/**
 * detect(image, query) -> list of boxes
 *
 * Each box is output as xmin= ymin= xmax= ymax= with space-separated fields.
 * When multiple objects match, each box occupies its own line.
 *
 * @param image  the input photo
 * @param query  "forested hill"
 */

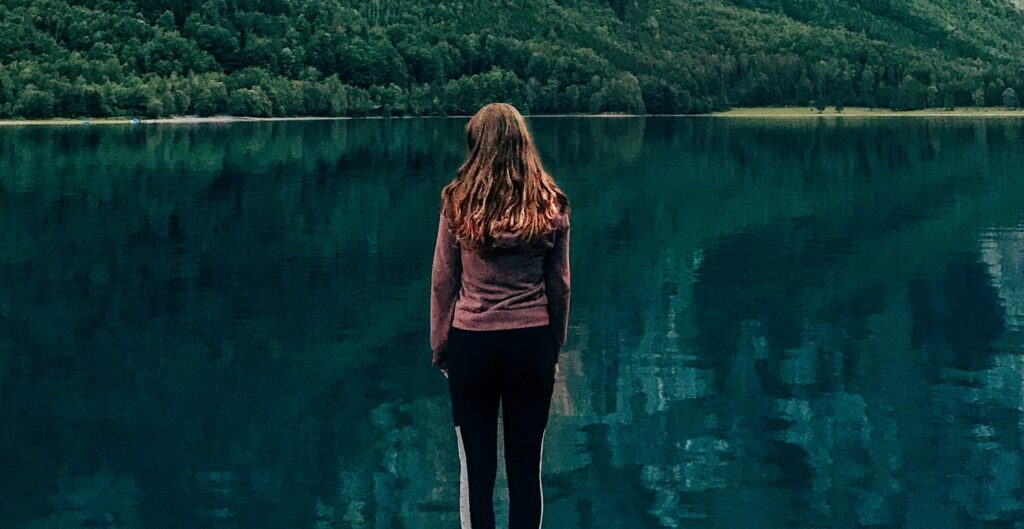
xmin=2 ymin=0 xmax=1024 ymax=119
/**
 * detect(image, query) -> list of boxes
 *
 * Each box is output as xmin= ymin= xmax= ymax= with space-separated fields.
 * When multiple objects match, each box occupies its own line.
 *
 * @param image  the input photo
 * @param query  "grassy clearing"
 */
xmin=712 ymin=107 xmax=1024 ymax=118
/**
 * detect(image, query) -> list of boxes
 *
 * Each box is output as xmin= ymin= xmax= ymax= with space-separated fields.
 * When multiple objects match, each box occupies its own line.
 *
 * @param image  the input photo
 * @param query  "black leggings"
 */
xmin=446 ymin=324 xmax=557 ymax=529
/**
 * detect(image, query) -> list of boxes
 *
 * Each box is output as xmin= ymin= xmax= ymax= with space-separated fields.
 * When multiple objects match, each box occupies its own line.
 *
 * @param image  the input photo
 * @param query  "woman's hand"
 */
xmin=555 ymin=363 xmax=560 ymax=377
xmin=434 ymin=352 xmax=449 ymax=378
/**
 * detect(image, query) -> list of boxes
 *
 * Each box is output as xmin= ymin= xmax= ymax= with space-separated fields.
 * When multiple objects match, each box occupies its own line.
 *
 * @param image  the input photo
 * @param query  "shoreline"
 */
xmin=710 ymin=106 xmax=1024 ymax=118
xmin=2 ymin=107 xmax=1024 ymax=126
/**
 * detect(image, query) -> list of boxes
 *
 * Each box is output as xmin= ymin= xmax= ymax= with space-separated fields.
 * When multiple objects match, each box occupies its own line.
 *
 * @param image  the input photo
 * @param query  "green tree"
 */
xmin=156 ymin=10 xmax=176 ymax=31
xmin=942 ymin=92 xmax=955 ymax=110
xmin=264 ymin=78 xmax=306 ymax=116
xmin=192 ymin=77 xmax=228 ymax=116
xmin=142 ymin=30 xmax=217 ymax=76
xmin=591 ymin=73 xmax=645 ymax=114
xmin=15 ymin=85 xmax=56 ymax=118
xmin=319 ymin=76 xmax=350 ymax=116
xmin=796 ymin=75 xmax=814 ymax=105
xmin=972 ymin=88 xmax=986 ymax=107
xmin=228 ymin=86 xmax=273 ymax=117
xmin=0 ymin=67 xmax=16 ymax=115
xmin=1003 ymin=87 xmax=1019 ymax=108
xmin=69 ymin=83 xmax=106 ymax=117
xmin=640 ymin=76 xmax=677 ymax=114
xmin=406 ymin=83 xmax=439 ymax=115
xmin=675 ymin=89 xmax=693 ymax=113
xmin=561 ymin=85 xmax=582 ymax=111
xmin=858 ymin=67 xmax=876 ymax=107
xmin=182 ymin=12 xmax=240 ymax=64
xmin=442 ymin=68 xmax=525 ymax=115
xmin=926 ymin=85 xmax=940 ymax=108
xmin=345 ymin=85 xmax=374 ymax=116
xmin=896 ymin=75 xmax=926 ymax=110
xmin=145 ymin=94 xmax=165 ymax=117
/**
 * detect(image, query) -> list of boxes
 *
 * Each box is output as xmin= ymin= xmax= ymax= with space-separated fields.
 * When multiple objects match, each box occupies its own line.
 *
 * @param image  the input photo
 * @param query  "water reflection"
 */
xmin=2 ymin=117 xmax=1024 ymax=528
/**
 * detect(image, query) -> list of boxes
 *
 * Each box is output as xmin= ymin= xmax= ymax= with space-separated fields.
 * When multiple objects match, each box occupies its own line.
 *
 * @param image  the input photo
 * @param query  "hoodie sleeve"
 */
xmin=544 ymin=213 xmax=571 ymax=363
xmin=430 ymin=212 xmax=462 ymax=369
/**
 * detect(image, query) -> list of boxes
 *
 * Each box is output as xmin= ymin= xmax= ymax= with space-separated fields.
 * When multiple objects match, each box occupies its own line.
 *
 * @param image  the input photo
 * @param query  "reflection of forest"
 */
xmin=1 ymin=118 xmax=1023 ymax=528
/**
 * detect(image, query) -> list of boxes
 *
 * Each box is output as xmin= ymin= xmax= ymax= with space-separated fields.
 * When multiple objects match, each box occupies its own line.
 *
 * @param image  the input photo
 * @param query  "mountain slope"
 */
xmin=0 ymin=0 xmax=1022 ymax=118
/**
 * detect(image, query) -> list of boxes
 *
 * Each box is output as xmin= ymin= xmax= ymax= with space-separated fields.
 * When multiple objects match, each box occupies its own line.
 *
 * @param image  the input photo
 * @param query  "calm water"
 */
xmin=2 ymin=117 xmax=1024 ymax=529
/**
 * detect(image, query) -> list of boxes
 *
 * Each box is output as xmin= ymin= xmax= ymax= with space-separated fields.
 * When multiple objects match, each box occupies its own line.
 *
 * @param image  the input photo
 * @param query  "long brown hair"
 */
xmin=441 ymin=102 xmax=569 ymax=249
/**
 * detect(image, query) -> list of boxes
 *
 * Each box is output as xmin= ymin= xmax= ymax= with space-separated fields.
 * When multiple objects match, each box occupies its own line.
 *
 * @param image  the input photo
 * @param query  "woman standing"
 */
xmin=430 ymin=102 xmax=571 ymax=529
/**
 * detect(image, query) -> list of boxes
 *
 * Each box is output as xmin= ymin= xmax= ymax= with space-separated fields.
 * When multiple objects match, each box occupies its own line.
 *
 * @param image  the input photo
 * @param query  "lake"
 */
xmin=2 ymin=116 xmax=1023 ymax=529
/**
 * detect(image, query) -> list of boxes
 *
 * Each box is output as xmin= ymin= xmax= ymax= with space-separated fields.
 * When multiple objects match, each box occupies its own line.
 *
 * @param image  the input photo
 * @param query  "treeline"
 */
xmin=1 ymin=0 xmax=1024 ymax=118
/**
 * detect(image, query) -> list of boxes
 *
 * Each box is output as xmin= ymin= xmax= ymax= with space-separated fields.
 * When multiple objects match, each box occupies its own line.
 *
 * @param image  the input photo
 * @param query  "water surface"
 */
xmin=2 ymin=117 xmax=1024 ymax=528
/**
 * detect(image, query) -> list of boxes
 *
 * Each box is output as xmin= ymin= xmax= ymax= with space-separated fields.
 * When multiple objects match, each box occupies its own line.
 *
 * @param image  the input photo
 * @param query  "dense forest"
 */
xmin=1 ymin=0 xmax=1024 ymax=118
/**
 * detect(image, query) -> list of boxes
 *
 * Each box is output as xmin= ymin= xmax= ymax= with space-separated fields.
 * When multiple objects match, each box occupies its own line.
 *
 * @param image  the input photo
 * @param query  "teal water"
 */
xmin=2 ymin=117 xmax=1024 ymax=529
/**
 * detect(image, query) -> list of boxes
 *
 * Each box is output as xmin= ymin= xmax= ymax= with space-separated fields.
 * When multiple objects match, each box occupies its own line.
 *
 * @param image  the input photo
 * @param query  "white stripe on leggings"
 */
xmin=538 ymin=427 xmax=546 ymax=529
xmin=456 ymin=426 xmax=472 ymax=529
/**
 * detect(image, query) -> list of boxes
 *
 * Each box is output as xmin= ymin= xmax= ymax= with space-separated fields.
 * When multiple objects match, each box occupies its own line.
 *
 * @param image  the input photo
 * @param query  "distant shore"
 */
xmin=711 ymin=106 xmax=1024 ymax=118
xmin=0 ymin=114 xmax=642 ymax=126
xmin=0 ymin=116 xmax=361 ymax=126
xmin=2 ymin=107 xmax=1024 ymax=126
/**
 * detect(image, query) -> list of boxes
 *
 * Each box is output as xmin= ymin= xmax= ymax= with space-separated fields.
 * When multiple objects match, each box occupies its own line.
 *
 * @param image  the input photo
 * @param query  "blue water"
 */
xmin=2 ymin=117 xmax=1024 ymax=528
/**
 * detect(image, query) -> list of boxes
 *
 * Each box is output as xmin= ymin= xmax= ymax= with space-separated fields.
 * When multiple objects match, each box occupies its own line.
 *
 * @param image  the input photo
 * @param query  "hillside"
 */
xmin=1 ymin=0 xmax=1023 ymax=118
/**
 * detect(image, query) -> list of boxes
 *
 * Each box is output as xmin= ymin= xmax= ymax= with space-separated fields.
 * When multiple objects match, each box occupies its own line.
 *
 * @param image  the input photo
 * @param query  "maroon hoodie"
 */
xmin=430 ymin=209 xmax=570 ymax=369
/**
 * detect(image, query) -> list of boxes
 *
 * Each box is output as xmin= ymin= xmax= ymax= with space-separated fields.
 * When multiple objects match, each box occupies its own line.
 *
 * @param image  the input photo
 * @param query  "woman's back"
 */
xmin=430 ymin=208 xmax=570 ymax=367
xmin=450 ymin=209 xmax=568 ymax=329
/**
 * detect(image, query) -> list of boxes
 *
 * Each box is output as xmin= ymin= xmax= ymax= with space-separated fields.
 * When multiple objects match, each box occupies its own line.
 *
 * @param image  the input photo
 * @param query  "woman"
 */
xmin=430 ymin=102 xmax=571 ymax=529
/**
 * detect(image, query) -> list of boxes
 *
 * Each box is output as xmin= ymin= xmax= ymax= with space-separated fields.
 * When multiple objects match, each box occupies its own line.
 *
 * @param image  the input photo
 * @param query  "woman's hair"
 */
xmin=441 ymin=102 xmax=569 ymax=249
